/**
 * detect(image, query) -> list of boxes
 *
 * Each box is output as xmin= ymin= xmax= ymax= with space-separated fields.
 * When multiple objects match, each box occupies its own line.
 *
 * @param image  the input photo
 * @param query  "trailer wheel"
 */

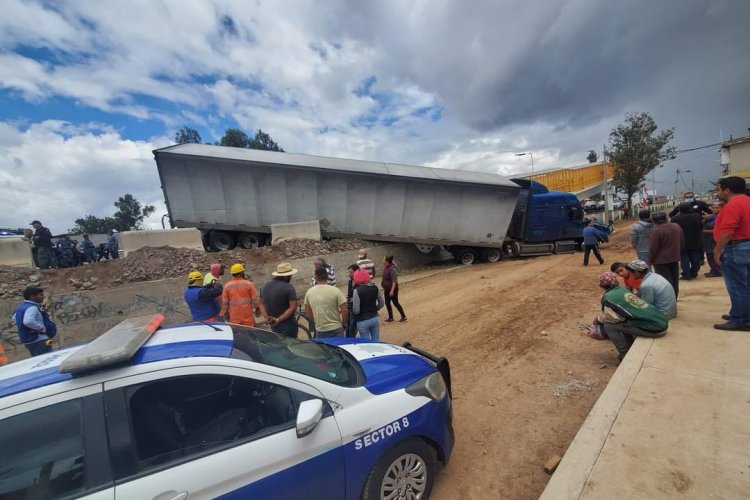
xmin=208 ymin=231 xmax=236 ymax=251
xmin=238 ymin=232 xmax=265 ymax=249
xmin=480 ymin=248 xmax=502 ymax=263
xmin=456 ymin=248 xmax=477 ymax=265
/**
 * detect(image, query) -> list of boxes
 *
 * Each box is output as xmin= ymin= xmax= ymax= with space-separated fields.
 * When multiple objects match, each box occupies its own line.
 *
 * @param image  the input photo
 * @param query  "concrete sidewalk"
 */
xmin=540 ymin=277 xmax=750 ymax=499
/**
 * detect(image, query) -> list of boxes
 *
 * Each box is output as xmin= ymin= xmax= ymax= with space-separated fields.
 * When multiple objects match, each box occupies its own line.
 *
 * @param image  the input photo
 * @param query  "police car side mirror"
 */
xmin=296 ymin=399 xmax=324 ymax=438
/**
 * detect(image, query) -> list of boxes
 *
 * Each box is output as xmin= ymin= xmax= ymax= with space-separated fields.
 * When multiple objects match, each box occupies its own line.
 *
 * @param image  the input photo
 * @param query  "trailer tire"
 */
xmin=480 ymin=248 xmax=502 ymax=263
xmin=208 ymin=231 xmax=236 ymax=251
xmin=455 ymin=248 xmax=477 ymax=265
xmin=238 ymin=232 xmax=265 ymax=249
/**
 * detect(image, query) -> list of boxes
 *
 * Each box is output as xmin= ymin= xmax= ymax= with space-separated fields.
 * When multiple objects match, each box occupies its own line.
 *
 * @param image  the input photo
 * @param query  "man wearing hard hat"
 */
xmin=220 ymin=263 xmax=266 ymax=326
xmin=183 ymin=270 xmax=223 ymax=322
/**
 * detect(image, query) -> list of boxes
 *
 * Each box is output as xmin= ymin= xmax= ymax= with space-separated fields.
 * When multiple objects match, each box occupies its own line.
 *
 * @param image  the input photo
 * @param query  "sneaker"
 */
xmin=704 ymin=272 xmax=722 ymax=277
xmin=399 ymin=317 xmax=408 ymax=323
xmin=384 ymin=318 xmax=394 ymax=323
xmin=713 ymin=322 xmax=750 ymax=331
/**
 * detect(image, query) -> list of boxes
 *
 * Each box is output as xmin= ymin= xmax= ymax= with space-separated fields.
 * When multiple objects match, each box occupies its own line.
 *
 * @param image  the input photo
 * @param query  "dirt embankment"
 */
xmin=0 ymin=238 xmax=374 ymax=298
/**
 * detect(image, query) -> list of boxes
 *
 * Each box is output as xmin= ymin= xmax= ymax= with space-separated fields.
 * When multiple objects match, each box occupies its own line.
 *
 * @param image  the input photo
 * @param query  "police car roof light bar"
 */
xmin=59 ymin=313 xmax=165 ymax=374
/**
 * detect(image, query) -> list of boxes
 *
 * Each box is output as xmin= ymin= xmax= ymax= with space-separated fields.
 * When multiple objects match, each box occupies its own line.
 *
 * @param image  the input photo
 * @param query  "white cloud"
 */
xmin=0 ymin=120 xmax=169 ymax=233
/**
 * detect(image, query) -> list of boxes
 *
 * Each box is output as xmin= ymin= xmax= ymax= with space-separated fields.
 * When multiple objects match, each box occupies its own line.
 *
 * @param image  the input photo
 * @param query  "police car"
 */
xmin=0 ymin=314 xmax=453 ymax=499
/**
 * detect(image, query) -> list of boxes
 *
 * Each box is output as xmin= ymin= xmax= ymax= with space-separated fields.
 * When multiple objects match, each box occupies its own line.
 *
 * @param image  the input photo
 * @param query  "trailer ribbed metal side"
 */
xmin=153 ymin=144 xmax=521 ymax=249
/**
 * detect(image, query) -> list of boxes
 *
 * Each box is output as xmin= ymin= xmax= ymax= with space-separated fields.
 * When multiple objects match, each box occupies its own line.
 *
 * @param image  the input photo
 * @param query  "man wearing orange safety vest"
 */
xmin=220 ymin=263 xmax=268 ymax=326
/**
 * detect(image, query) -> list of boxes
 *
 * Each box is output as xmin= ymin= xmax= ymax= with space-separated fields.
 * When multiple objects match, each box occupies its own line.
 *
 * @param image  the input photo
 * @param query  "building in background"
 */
xmin=720 ymin=132 xmax=750 ymax=179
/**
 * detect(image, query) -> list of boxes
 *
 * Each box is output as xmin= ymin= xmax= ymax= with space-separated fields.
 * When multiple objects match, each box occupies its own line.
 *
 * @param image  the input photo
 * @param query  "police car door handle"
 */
xmin=352 ymin=428 xmax=371 ymax=437
xmin=153 ymin=491 xmax=188 ymax=500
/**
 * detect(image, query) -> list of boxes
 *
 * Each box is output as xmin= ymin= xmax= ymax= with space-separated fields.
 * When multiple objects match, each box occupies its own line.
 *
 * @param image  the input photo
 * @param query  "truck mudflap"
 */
xmin=401 ymin=342 xmax=452 ymax=398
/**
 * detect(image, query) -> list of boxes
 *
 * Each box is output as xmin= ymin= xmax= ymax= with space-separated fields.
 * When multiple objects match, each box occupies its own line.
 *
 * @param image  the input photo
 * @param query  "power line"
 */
xmin=673 ymin=141 xmax=722 ymax=154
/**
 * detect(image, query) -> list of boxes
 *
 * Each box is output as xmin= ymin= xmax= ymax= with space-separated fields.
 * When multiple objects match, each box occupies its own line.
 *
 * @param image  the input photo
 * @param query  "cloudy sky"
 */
xmin=1 ymin=0 xmax=748 ymax=232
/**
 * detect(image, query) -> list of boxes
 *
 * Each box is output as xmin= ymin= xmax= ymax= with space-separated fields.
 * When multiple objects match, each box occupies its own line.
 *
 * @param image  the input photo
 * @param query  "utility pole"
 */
xmin=602 ymin=144 xmax=610 ymax=223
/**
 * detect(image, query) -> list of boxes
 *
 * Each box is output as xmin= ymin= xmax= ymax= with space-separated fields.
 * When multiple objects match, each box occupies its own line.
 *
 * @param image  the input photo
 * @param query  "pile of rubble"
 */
xmin=0 ymin=238 xmax=376 ymax=298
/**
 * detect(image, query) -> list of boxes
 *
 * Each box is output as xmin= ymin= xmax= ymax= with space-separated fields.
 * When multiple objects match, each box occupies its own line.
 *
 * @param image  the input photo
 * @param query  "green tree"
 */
xmin=249 ymin=129 xmax=284 ymax=152
xmin=113 ymin=194 xmax=156 ymax=230
xmin=175 ymin=126 xmax=202 ymax=144
xmin=69 ymin=215 xmax=118 ymax=234
xmin=220 ymin=128 xmax=251 ymax=148
xmin=607 ymin=112 xmax=675 ymax=214
xmin=586 ymin=150 xmax=598 ymax=163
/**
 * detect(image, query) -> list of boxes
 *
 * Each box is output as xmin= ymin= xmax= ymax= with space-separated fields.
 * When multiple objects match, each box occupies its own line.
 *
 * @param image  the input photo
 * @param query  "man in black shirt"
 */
xmin=30 ymin=220 xmax=54 ymax=269
xmin=261 ymin=263 xmax=299 ymax=338
xmin=671 ymin=203 xmax=703 ymax=280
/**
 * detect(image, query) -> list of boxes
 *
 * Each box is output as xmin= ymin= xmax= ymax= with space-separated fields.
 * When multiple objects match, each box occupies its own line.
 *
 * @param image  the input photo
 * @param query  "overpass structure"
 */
xmin=523 ymin=162 xmax=614 ymax=199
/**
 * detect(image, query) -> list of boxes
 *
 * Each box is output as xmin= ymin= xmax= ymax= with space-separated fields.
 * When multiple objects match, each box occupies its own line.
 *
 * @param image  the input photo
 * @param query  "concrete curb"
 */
xmin=539 ymin=336 xmax=655 ymax=500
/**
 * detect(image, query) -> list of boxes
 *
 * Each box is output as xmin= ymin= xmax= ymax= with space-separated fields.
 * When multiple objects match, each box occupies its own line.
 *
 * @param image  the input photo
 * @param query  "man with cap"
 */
xmin=81 ymin=233 xmax=97 ymax=263
xmin=625 ymin=259 xmax=677 ymax=319
xmin=593 ymin=272 xmax=668 ymax=360
xmin=713 ymin=176 xmax=750 ymax=331
xmin=648 ymin=211 xmax=684 ymax=297
xmin=356 ymin=249 xmax=376 ymax=279
xmin=261 ymin=262 xmax=299 ymax=338
xmin=203 ymin=263 xmax=225 ymax=285
xmin=221 ymin=263 xmax=265 ymax=326
xmin=30 ymin=220 xmax=54 ymax=269
xmin=184 ymin=271 xmax=223 ymax=322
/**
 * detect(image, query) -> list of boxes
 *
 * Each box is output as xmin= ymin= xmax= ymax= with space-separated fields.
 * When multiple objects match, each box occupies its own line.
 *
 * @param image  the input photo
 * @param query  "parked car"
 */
xmin=0 ymin=315 xmax=454 ymax=500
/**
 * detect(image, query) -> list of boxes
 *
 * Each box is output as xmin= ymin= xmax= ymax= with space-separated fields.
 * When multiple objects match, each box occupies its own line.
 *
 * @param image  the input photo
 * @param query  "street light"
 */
xmin=515 ymin=152 xmax=534 ymax=173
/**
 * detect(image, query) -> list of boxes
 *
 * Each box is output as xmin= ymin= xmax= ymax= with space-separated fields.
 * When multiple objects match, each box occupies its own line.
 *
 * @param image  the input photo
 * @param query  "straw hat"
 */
xmin=272 ymin=262 xmax=298 ymax=277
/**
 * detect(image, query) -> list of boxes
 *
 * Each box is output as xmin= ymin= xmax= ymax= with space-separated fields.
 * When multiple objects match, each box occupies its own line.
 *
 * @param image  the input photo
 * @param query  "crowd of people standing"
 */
xmin=23 ymin=220 xmax=121 ymax=269
xmin=181 ymin=248 xmax=408 ymax=343
xmin=590 ymin=176 xmax=750 ymax=361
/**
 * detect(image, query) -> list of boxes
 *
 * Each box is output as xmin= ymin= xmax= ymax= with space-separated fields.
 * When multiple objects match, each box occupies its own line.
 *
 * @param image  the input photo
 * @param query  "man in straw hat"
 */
xmin=261 ymin=262 xmax=299 ymax=337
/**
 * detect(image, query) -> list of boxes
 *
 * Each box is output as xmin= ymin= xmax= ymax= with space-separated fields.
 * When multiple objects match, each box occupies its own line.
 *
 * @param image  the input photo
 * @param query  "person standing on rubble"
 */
xmin=81 ymin=234 xmax=97 ymax=263
xmin=14 ymin=287 xmax=57 ymax=357
xmin=107 ymin=229 xmax=120 ymax=259
xmin=221 ymin=263 xmax=266 ymax=326
xmin=30 ymin=220 xmax=54 ymax=269
xmin=184 ymin=271 xmax=223 ymax=322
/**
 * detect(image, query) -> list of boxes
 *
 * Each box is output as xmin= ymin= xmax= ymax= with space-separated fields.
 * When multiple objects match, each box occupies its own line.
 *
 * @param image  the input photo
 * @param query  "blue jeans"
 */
xmin=271 ymin=318 xmax=298 ymax=338
xmin=357 ymin=316 xmax=381 ymax=341
xmin=25 ymin=340 xmax=52 ymax=357
xmin=680 ymin=249 xmax=702 ymax=278
xmin=722 ymin=242 xmax=750 ymax=326
xmin=317 ymin=327 xmax=345 ymax=338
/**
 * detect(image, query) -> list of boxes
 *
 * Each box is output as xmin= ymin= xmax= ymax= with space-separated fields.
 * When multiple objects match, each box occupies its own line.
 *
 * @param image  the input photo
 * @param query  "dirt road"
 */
xmin=381 ymin=224 xmax=637 ymax=499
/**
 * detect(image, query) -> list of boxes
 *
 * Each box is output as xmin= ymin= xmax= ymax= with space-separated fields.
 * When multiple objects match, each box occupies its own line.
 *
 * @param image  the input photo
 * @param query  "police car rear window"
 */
xmin=230 ymin=327 xmax=361 ymax=387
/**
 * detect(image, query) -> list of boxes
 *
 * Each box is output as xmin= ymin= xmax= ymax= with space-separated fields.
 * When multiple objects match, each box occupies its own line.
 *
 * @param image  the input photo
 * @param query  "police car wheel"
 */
xmin=362 ymin=438 xmax=437 ymax=500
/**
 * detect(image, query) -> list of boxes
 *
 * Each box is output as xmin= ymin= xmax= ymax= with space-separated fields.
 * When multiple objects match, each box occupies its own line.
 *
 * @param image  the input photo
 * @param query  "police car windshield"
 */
xmin=230 ymin=327 xmax=360 ymax=387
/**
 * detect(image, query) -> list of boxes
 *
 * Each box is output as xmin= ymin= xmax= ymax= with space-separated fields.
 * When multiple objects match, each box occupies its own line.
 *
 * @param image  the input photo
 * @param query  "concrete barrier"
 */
xmin=120 ymin=228 xmax=204 ymax=256
xmin=0 ymin=237 xmax=33 ymax=268
xmin=271 ymin=221 xmax=321 ymax=245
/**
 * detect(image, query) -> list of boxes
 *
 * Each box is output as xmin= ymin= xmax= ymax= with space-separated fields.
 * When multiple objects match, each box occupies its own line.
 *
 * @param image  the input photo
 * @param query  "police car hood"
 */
xmin=315 ymin=338 xmax=435 ymax=395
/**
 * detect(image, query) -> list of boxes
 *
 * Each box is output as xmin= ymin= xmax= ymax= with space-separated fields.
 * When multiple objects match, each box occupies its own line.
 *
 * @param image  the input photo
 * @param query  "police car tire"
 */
xmin=361 ymin=438 xmax=437 ymax=500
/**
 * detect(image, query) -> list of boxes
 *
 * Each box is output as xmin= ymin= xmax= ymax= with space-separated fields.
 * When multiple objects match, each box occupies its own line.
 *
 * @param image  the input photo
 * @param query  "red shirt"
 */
xmin=714 ymin=194 xmax=750 ymax=241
